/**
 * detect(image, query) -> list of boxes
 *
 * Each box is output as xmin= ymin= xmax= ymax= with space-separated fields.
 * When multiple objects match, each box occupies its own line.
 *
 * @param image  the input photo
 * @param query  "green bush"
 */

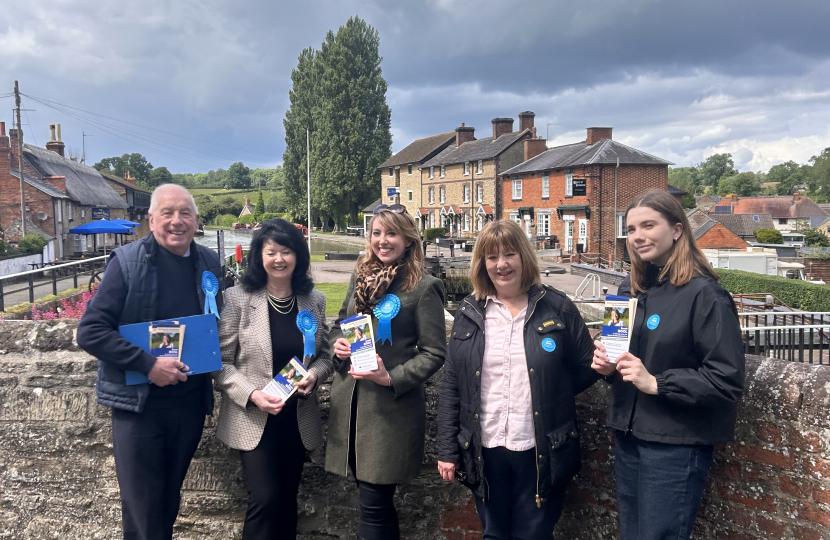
xmin=214 ymin=214 xmax=237 ymax=228
xmin=716 ymin=269 xmax=830 ymax=311
xmin=424 ymin=227 xmax=448 ymax=243
xmin=445 ymin=275 xmax=473 ymax=295
xmin=754 ymin=228 xmax=783 ymax=244
xmin=18 ymin=233 xmax=48 ymax=254
xmin=238 ymin=214 xmax=256 ymax=225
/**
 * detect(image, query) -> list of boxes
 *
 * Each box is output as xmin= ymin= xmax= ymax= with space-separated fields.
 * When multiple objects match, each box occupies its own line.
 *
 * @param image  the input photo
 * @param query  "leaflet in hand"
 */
xmin=601 ymin=295 xmax=638 ymax=363
xmin=262 ymin=357 xmax=310 ymax=400
xmin=149 ymin=321 xmax=187 ymax=371
xmin=339 ymin=313 xmax=378 ymax=372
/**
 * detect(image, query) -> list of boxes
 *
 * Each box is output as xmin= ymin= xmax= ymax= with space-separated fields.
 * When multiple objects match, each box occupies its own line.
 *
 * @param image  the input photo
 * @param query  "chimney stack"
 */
xmin=523 ymin=138 xmax=547 ymax=162
xmin=491 ymin=118 xmax=514 ymax=139
xmin=586 ymin=127 xmax=613 ymax=145
xmin=1 ymin=121 xmax=7 ymax=137
xmin=731 ymin=193 xmax=738 ymax=204
xmin=46 ymin=122 xmax=66 ymax=157
xmin=455 ymin=124 xmax=475 ymax=147
xmin=518 ymin=111 xmax=535 ymax=132
xmin=794 ymin=191 xmax=801 ymax=202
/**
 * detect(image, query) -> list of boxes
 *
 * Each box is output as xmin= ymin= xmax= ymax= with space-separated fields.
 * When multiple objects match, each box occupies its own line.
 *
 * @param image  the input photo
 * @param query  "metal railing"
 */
xmin=0 ymin=256 xmax=108 ymax=312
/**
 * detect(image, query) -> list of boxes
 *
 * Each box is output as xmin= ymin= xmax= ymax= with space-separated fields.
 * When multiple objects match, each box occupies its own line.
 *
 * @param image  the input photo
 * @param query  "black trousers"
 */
xmin=111 ymin=396 xmax=205 ymax=540
xmin=239 ymin=400 xmax=306 ymax=540
xmin=474 ymin=446 xmax=566 ymax=540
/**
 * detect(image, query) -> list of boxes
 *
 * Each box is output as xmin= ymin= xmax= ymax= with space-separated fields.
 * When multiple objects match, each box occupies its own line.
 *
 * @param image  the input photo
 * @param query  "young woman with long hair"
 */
xmin=592 ymin=190 xmax=745 ymax=540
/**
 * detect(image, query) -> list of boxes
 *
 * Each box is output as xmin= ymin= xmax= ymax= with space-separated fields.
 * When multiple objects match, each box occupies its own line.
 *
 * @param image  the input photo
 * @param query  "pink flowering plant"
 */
xmin=25 ymin=283 xmax=99 ymax=320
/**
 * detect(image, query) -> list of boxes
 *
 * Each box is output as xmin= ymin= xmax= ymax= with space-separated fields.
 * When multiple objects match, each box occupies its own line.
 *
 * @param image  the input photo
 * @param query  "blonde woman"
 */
xmin=326 ymin=205 xmax=447 ymax=540
xmin=437 ymin=219 xmax=599 ymax=539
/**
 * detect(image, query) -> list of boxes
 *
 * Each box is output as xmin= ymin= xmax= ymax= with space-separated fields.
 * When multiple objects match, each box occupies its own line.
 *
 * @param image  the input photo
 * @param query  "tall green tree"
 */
xmin=226 ymin=162 xmax=251 ymax=189
xmin=282 ymin=16 xmax=392 ymax=226
xmin=698 ymin=153 xmax=737 ymax=187
xmin=805 ymin=228 xmax=830 ymax=247
xmin=718 ymin=171 xmax=762 ymax=197
xmin=149 ymin=166 xmax=173 ymax=188
xmin=254 ymin=191 xmax=265 ymax=220
xmin=808 ymin=147 xmax=830 ymax=194
xmin=93 ymin=153 xmax=154 ymax=184
xmin=668 ymin=167 xmax=699 ymax=193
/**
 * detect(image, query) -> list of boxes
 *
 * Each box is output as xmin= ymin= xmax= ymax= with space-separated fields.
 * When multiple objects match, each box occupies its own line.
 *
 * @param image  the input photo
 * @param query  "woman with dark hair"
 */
xmin=437 ymin=219 xmax=598 ymax=539
xmin=592 ymin=190 xmax=744 ymax=540
xmin=326 ymin=206 xmax=447 ymax=540
xmin=214 ymin=218 xmax=332 ymax=540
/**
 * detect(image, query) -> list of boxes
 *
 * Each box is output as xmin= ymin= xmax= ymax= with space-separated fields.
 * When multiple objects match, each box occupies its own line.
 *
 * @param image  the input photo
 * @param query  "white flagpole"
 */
xmin=306 ymin=129 xmax=312 ymax=252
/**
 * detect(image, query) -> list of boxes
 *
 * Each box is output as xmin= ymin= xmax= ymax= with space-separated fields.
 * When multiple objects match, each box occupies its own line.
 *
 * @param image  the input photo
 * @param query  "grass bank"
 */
xmin=314 ymin=282 xmax=348 ymax=317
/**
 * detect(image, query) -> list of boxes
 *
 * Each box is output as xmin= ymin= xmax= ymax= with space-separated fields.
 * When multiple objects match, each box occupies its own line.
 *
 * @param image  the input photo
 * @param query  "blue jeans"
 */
xmin=614 ymin=431 xmax=714 ymax=540
xmin=474 ymin=446 xmax=566 ymax=540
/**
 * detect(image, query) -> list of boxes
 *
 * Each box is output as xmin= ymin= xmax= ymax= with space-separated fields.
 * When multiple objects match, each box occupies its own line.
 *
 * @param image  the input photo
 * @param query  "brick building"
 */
xmin=101 ymin=172 xmax=151 ymax=238
xmin=377 ymin=131 xmax=455 ymax=225
xmin=0 ymin=122 xmax=129 ymax=258
xmin=418 ymin=112 xmax=537 ymax=237
xmin=709 ymin=192 xmax=828 ymax=232
xmin=500 ymin=127 xmax=671 ymax=261
xmin=708 ymin=212 xmax=775 ymax=242
xmin=687 ymin=209 xmax=748 ymax=250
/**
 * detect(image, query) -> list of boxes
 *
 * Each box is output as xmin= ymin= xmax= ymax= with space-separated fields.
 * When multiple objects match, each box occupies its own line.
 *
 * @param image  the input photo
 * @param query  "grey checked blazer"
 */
xmin=214 ymin=286 xmax=332 ymax=452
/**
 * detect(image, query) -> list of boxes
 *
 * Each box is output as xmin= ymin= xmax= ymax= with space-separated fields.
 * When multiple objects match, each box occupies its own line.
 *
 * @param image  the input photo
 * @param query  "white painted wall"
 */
xmin=0 ymin=253 xmax=43 ymax=277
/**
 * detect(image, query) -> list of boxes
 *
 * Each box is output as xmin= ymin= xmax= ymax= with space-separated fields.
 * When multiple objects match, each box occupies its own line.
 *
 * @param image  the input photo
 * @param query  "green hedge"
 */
xmin=445 ymin=275 xmax=473 ymax=295
xmin=424 ymin=227 xmax=447 ymax=243
xmin=716 ymin=269 xmax=830 ymax=311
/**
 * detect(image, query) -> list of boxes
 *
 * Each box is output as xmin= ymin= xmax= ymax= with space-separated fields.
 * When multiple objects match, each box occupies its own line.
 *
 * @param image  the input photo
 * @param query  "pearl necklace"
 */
xmin=267 ymin=293 xmax=295 ymax=315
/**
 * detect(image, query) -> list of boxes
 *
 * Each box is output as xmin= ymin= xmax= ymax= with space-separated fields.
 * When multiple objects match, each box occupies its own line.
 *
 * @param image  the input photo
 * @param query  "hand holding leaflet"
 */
xmin=339 ymin=313 xmax=379 ymax=372
xmin=600 ymin=296 xmax=638 ymax=363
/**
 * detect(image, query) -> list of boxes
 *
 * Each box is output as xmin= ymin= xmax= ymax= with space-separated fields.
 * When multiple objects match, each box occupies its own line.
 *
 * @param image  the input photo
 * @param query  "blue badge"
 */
xmin=541 ymin=337 xmax=556 ymax=352
xmin=647 ymin=314 xmax=661 ymax=330
xmin=296 ymin=310 xmax=318 ymax=359
xmin=201 ymin=271 xmax=220 ymax=319
xmin=373 ymin=294 xmax=401 ymax=346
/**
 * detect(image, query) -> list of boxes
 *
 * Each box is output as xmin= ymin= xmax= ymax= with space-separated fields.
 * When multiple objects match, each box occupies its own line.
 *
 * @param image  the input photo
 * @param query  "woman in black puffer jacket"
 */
xmin=437 ymin=220 xmax=599 ymax=540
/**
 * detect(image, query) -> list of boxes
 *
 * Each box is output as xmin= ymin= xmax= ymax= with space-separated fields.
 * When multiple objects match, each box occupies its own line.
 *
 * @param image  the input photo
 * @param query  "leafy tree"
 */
xmin=668 ymin=167 xmax=699 ymax=193
xmin=266 ymin=191 xmax=286 ymax=213
xmin=149 ymin=166 xmax=173 ymax=188
xmin=93 ymin=153 xmax=154 ymax=184
xmin=93 ymin=155 xmax=130 ymax=177
xmin=805 ymin=228 xmax=830 ymax=247
xmin=126 ymin=153 xmax=153 ymax=184
xmin=18 ymin=232 xmax=48 ymax=254
xmin=718 ymin=172 xmax=761 ymax=197
xmin=698 ymin=153 xmax=737 ymax=187
xmin=282 ymin=16 xmax=392 ymax=226
xmin=766 ymin=161 xmax=801 ymax=195
xmin=681 ymin=193 xmax=696 ymax=208
xmin=226 ymin=162 xmax=251 ymax=189
xmin=254 ymin=191 xmax=265 ymax=220
xmin=808 ymin=147 xmax=830 ymax=194
xmin=754 ymin=228 xmax=783 ymax=244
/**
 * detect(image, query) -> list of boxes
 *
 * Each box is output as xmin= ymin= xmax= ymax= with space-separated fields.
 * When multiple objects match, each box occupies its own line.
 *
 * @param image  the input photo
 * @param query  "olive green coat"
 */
xmin=324 ymin=272 xmax=447 ymax=485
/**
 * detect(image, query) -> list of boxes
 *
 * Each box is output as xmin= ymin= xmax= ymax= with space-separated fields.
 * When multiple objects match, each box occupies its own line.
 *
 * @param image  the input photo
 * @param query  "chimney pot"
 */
xmin=1 ymin=122 xmax=6 ymax=137
xmin=461 ymin=123 xmax=465 ymax=127
xmin=56 ymin=124 xmax=62 ymax=142
xmin=491 ymin=117 xmax=514 ymax=139
xmin=794 ymin=191 xmax=801 ymax=202
xmin=518 ymin=111 xmax=535 ymax=132
xmin=586 ymin=127 xmax=613 ymax=145
xmin=49 ymin=124 xmax=57 ymax=142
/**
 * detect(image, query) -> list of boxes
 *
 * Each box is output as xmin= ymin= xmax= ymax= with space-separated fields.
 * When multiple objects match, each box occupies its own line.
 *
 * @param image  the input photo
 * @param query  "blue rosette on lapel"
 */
xmin=373 ymin=294 xmax=401 ymax=346
xmin=201 ymin=271 xmax=220 ymax=319
xmin=296 ymin=309 xmax=318 ymax=359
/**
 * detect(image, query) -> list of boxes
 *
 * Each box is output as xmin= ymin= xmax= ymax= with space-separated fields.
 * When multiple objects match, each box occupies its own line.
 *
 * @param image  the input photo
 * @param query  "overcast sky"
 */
xmin=2 ymin=0 xmax=829 ymax=174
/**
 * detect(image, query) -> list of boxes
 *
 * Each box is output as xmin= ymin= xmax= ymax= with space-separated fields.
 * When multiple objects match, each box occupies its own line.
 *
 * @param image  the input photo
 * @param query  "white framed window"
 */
xmin=463 ymin=184 xmax=470 ymax=203
xmin=477 ymin=215 xmax=484 ymax=231
xmin=477 ymin=160 xmax=483 ymax=174
xmin=429 ymin=166 xmax=434 ymax=179
xmin=512 ymin=178 xmax=522 ymax=200
xmin=510 ymin=212 xmax=521 ymax=225
xmin=578 ymin=218 xmax=588 ymax=250
xmin=542 ymin=174 xmax=549 ymax=198
xmin=617 ymin=213 xmax=627 ymax=238
xmin=440 ymin=166 xmax=446 ymax=178
xmin=428 ymin=187 xmax=434 ymax=204
xmin=439 ymin=187 xmax=446 ymax=204
xmin=476 ymin=184 xmax=483 ymax=203
xmin=564 ymin=219 xmax=574 ymax=252
xmin=408 ymin=190 xmax=413 ymax=202
xmin=429 ymin=213 xmax=435 ymax=228
xmin=464 ymin=213 xmax=470 ymax=231
xmin=407 ymin=164 xmax=412 ymax=175
xmin=56 ymin=202 xmax=62 ymax=223
xmin=537 ymin=212 xmax=550 ymax=237
xmin=68 ymin=204 xmax=73 ymax=221
xmin=565 ymin=173 xmax=574 ymax=197
xmin=389 ymin=168 xmax=394 ymax=177
xmin=464 ymin=162 xmax=470 ymax=175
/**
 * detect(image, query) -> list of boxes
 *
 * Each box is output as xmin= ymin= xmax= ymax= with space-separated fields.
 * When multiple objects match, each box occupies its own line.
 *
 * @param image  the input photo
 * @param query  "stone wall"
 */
xmin=3 ymin=320 xmax=830 ymax=539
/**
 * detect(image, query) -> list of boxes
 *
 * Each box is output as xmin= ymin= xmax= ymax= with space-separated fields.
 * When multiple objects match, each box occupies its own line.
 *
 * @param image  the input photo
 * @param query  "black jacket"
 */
xmin=437 ymin=284 xmax=599 ymax=503
xmin=608 ymin=272 xmax=744 ymax=444
xmin=77 ymin=233 xmax=224 ymax=414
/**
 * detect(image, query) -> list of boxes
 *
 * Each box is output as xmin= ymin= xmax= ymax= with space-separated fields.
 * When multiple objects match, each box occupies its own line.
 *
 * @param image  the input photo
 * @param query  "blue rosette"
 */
xmin=373 ymin=294 xmax=401 ymax=346
xmin=296 ymin=310 xmax=318 ymax=359
xmin=201 ymin=271 xmax=220 ymax=319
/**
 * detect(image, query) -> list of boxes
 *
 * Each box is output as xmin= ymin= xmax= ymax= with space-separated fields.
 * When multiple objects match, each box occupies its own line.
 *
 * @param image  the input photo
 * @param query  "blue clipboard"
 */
xmin=120 ymin=313 xmax=222 ymax=385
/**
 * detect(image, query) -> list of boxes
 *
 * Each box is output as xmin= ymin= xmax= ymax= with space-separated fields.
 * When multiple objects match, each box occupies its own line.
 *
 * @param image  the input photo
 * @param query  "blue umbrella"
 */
xmin=111 ymin=218 xmax=141 ymax=228
xmin=70 ymin=219 xmax=134 ymax=255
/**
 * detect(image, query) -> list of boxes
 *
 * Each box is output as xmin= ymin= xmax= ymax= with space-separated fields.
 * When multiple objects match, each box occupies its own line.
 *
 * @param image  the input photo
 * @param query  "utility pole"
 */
xmin=82 ymin=132 xmax=94 ymax=164
xmin=14 ymin=81 xmax=26 ymax=236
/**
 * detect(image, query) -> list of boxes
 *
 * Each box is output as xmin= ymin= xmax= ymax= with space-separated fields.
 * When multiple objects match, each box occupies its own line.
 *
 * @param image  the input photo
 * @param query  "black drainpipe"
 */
xmin=597 ymin=165 xmax=604 ymax=257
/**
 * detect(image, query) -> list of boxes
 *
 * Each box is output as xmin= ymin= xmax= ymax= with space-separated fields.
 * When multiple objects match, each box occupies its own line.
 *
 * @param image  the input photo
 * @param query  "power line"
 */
xmin=21 ymin=93 xmax=281 ymax=158
xmin=23 ymin=109 xmax=37 ymax=146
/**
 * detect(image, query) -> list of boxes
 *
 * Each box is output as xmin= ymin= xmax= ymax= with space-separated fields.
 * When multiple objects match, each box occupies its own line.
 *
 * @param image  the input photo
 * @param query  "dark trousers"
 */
xmin=474 ymin=446 xmax=566 ymax=540
xmin=239 ymin=402 xmax=306 ymax=540
xmin=614 ymin=431 xmax=714 ymax=540
xmin=111 ymin=396 xmax=205 ymax=540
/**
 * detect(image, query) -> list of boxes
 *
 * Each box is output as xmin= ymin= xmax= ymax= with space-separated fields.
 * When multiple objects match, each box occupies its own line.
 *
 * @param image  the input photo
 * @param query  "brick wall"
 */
xmin=422 ymin=161 xmax=497 ymax=237
xmin=5 ymin=320 xmax=829 ymax=540
xmin=697 ymin=223 xmax=749 ymax=250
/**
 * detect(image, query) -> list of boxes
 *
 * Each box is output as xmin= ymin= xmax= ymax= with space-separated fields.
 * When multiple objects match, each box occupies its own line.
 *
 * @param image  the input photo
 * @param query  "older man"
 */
xmin=78 ymin=184 xmax=224 ymax=540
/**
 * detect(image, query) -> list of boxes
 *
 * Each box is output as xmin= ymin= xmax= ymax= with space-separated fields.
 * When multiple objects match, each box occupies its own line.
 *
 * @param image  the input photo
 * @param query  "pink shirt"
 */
xmin=479 ymin=296 xmax=535 ymax=451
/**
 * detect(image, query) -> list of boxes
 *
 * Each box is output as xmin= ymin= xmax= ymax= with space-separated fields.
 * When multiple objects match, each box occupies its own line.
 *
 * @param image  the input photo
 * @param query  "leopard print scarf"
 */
xmin=353 ymin=261 xmax=402 ymax=314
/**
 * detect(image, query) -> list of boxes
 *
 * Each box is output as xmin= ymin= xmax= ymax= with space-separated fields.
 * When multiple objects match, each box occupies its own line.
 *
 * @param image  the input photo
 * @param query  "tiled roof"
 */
xmin=11 ymin=170 xmax=70 ymax=199
xmin=711 ymin=195 xmax=827 ymax=219
xmin=502 ymin=138 xmax=672 ymax=176
xmin=811 ymin=215 xmax=830 ymax=229
xmin=23 ymin=144 xmax=128 ymax=208
xmin=686 ymin=209 xmax=716 ymax=239
xmin=363 ymin=198 xmax=382 ymax=213
xmin=441 ymin=205 xmax=463 ymax=215
xmin=378 ymin=132 xmax=455 ymax=169
xmin=477 ymin=204 xmax=494 ymax=215
xmin=422 ymin=130 xmax=530 ymax=168
xmin=696 ymin=195 xmax=721 ymax=203
xmin=100 ymin=172 xmax=151 ymax=194
xmin=668 ymin=184 xmax=687 ymax=195
xmin=5 ymin=217 xmax=55 ymax=240
xmin=709 ymin=213 xmax=775 ymax=237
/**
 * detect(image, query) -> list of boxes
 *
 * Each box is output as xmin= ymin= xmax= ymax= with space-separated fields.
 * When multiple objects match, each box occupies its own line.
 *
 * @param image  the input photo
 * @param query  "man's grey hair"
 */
xmin=149 ymin=184 xmax=199 ymax=214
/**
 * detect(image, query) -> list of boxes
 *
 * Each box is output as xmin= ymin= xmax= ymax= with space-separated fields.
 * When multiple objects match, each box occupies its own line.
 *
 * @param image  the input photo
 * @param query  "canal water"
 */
xmin=195 ymin=229 xmax=363 ymax=255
